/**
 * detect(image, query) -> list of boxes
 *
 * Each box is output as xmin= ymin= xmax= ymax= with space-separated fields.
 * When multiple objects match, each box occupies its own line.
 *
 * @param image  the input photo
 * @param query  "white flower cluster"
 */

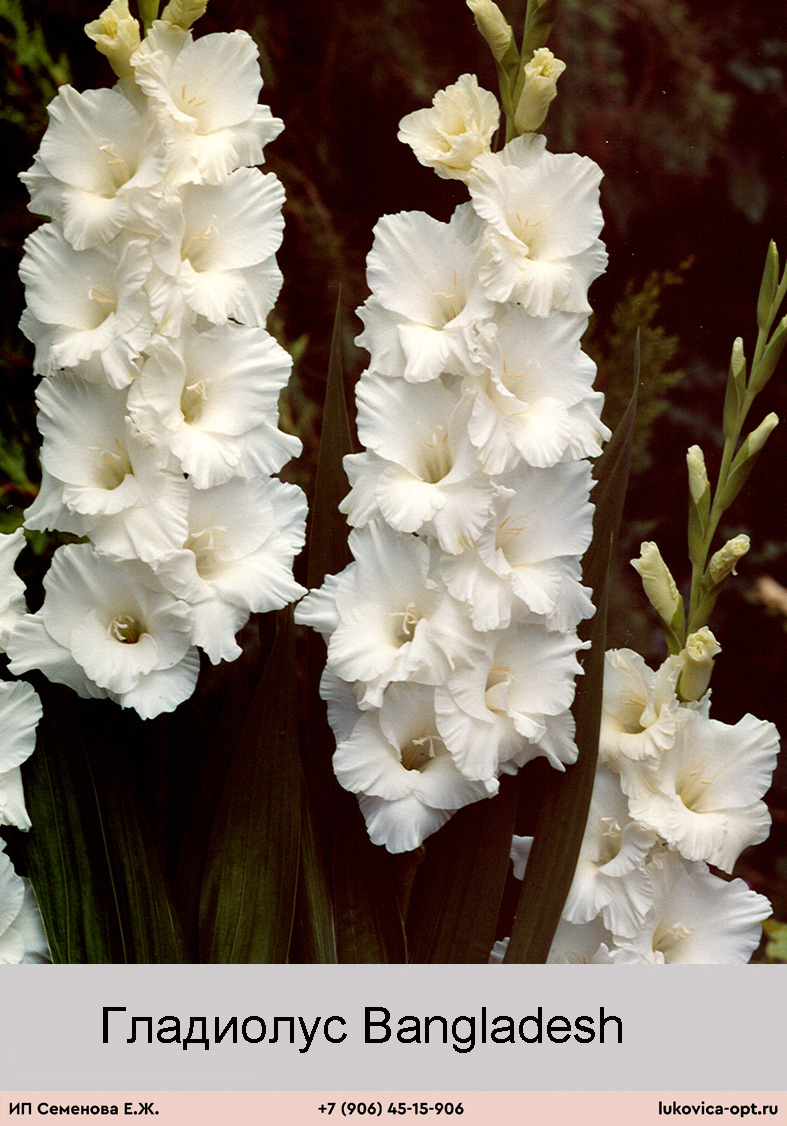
xmin=297 ymin=74 xmax=609 ymax=852
xmin=493 ymin=638 xmax=777 ymax=963
xmin=6 ymin=6 xmax=306 ymax=720
xmin=0 ymin=671 xmax=49 ymax=964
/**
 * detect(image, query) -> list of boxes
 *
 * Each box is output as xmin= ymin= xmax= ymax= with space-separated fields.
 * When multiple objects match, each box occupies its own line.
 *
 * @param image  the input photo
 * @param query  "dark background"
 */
xmin=2 ymin=0 xmax=786 ymax=923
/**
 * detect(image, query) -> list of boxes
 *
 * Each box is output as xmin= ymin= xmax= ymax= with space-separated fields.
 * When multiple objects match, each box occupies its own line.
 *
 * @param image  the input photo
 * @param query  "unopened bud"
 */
xmin=757 ymin=241 xmax=779 ymax=331
xmin=677 ymin=627 xmax=721 ymax=702
xmin=160 ymin=0 xmax=208 ymax=30
xmin=686 ymin=445 xmax=709 ymax=506
xmin=708 ymin=534 xmax=750 ymax=586
xmin=514 ymin=47 xmax=566 ymax=133
xmin=749 ymin=411 xmax=780 ymax=455
xmin=631 ymin=542 xmax=683 ymax=631
xmin=723 ymin=338 xmax=746 ymax=439
xmin=719 ymin=413 xmax=779 ymax=509
xmin=466 ymin=0 xmax=515 ymax=64
xmin=85 ymin=0 xmax=141 ymax=77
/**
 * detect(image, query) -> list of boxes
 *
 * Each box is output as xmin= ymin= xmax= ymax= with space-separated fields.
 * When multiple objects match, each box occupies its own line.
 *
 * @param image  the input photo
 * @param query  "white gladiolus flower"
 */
xmin=0 ymin=530 xmax=28 ymax=653
xmin=0 ymin=842 xmax=50 ymax=964
xmin=7 ymin=545 xmax=199 ymax=720
xmin=131 ymin=23 xmax=283 ymax=184
xmin=356 ymin=205 xmax=492 ymax=383
xmin=397 ymin=74 xmax=500 ymax=182
xmin=0 ymin=681 xmax=43 ymax=832
xmin=298 ymin=523 xmax=478 ymax=710
xmin=599 ymin=649 xmax=683 ymax=766
xmin=440 ymin=462 xmax=594 ymax=631
xmin=19 ymin=226 xmax=154 ymax=386
xmin=152 ymin=477 xmax=307 ymax=664
xmin=468 ymin=134 xmax=607 ymax=315
xmin=342 ymin=377 xmax=495 ymax=553
xmin=434 ymin=621 xmax=585 ymax=782
xmin=622 ymin=710 xmax=777 ymax=873
xmin=334 ymin=682 xmax=493 ymax=853
xmin=25 ymin=374 xmax=188 ymax=565
xmin=562 ymin=767 xmax=656 ymax=937
xmin=127 ymin=325 xmax=300 ymax=487
xmin=612 ymin=852 xmax=771 ymax=964
xmin=21 ymin=85 xmax=170 ymax=251
xmin=462 ymin=309 xmax=608 ymax=472
xmin=148 ymin=169 xmax=284 ymax=328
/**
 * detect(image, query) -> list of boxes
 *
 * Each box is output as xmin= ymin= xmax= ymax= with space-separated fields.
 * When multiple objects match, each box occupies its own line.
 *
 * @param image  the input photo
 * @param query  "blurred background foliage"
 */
xmin=1 ymin=0 xmax=786 ymax=927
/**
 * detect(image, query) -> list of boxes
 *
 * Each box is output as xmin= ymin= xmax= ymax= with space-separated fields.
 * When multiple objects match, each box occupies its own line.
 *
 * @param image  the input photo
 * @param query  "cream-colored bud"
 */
xmin=84 ymin=0 xmax=141 ymax=78
xmin=708 ymin=534 xmax=750 ymax=586
xmin=514 ymin=47 xmax=566 ymax=133
xmin=678 ymin=627 xmax=721 ymax=702
xmin=686 ymin=445 xmax=709 ymax=505
xmin=466 ymin=0 xmax=515 ymax=63
xmin=160 ymin=0 xmax=208 ymax=30
xmin=730 ymin=336 xmax=745 ymax=379
xmin=747 ymin=412 xmax=779 ymax=457
xmin=631 ymin=542 xmax=682 ymax=628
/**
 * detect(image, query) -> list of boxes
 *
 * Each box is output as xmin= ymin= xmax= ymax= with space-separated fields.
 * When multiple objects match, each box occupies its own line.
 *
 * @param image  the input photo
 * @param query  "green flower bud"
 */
xmin=677 ymin=627 xmax=721 ymax=702
xmin=757 ymin=240 xmax=779 ymax=331
xmin=85 ymin=0 xmax=141 ymax=76
xmin=750 ymin=317 xmax=787 ymax=397
xmin=138 ymin=0 xmax=161 ymax=31
xmin=708 ymin=534 xmax=750 ymax=586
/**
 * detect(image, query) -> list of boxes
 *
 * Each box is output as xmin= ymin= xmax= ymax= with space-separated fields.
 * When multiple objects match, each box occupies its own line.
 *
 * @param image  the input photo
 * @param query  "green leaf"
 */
xmin=331 ymin=792 xmax=407 ymax=963
xmin=405 ymin=774 xmax=519 ymax=963
xmin=199 ymin=608 xmax=301 ymax=963
xmin=504 ymin=352 xmax=638 ymax=963
xmin=22 ymin=685 xmax=188 ymax=964
xmin=289 ymin=776 xmax=338 ymax=963
xmin=307 ymin=293 xmax=354 ymax=591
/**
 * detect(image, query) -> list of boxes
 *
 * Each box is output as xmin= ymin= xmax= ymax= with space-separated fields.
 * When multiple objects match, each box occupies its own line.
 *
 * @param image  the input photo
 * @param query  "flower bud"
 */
xmin=466 ymin=0 xmax=515 ymax=64
xmin=514 ymin=47 xmax=566 ymax=134
xmin=708 ymin=534 xmax=750 ymax=586
xmin=677 ymin=627 xmax=721 ymax=702
xmin=631 ymin=542 xmax=683 ymax=632
xmin=686 ymin=445 xmax=709 ymax=506
xmin=84 ymin=0 xmax=141 ymax=77
xmin=723 ymin=337 xmax=746 ymax=439
xmin=747 ymin=411 xmax=780 ymax=456
xmin=160 ymin=0 xmax=208 ymax=30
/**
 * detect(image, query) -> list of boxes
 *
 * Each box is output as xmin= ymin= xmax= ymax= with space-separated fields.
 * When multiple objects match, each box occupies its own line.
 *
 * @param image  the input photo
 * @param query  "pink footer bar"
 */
xmin=2 ymin=1092 xmax=785 ymax=1126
